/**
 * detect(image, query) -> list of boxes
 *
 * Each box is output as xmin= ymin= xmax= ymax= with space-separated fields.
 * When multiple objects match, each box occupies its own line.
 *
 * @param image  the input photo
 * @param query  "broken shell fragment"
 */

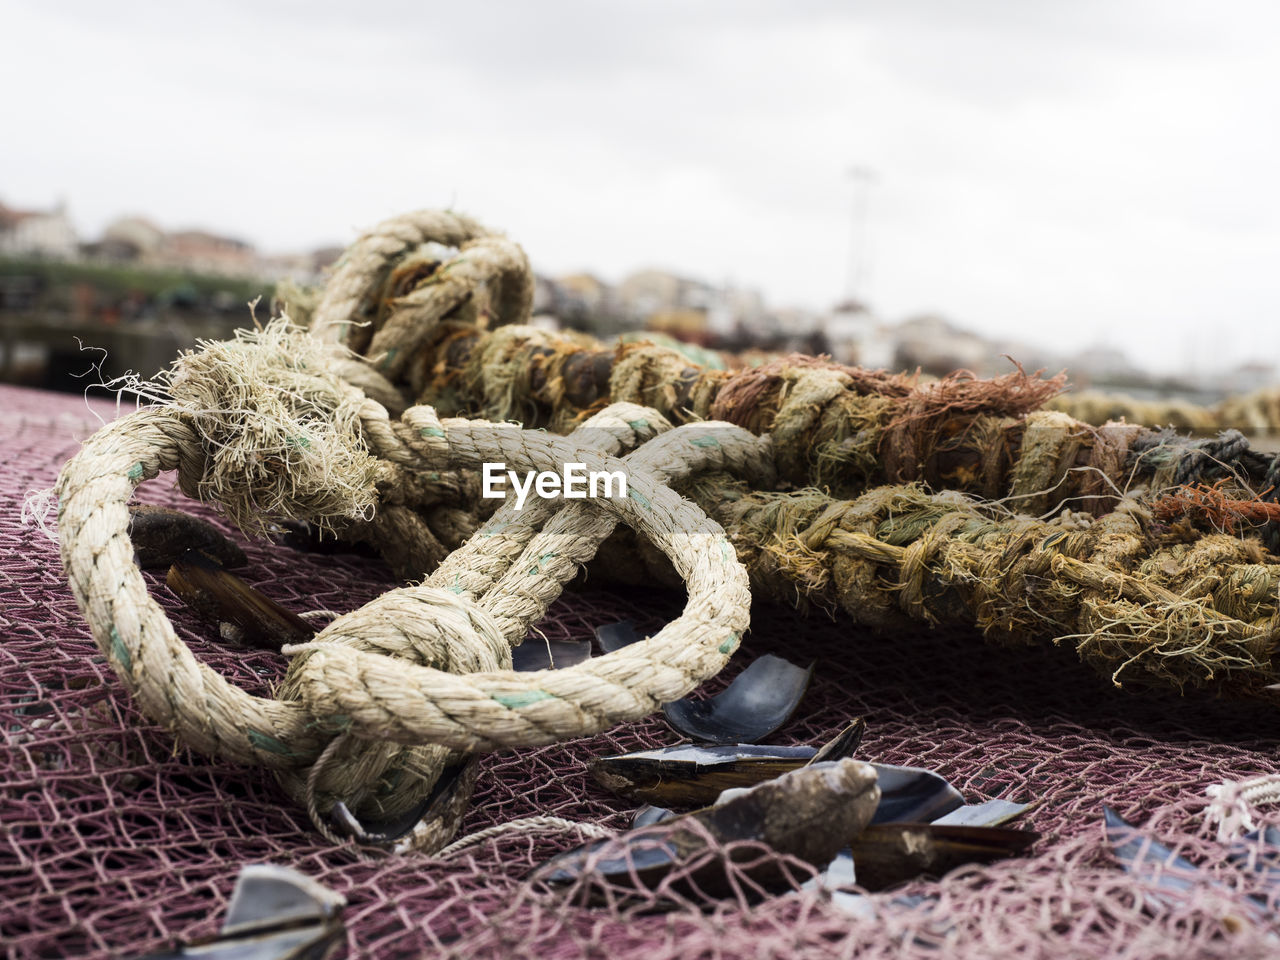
xmin=166 ymin=550 xmax=315 ymax=651
xmin=129 ymin=504 xmax=246 ymax=570
xmin=662 ymin=653 xmax=814 ymax=745
xmin=589 ymin=720 xmax=864 ymax=808
xmin=933 ymin=798 xmax=1031 ymax=828
xmin=331 ymin=758 xmax=478 ymax=853
xmin=807 ymin=719 xmax=867 ymax=765
xmin=632 ymin=805 xmax=676 ymax=828
xmin=848 ymin=823 xmax=1040 ymax=892
xmin=511 ymin=638 xmax=593 ymax=671
xmin=535 ymin=758 xmax=881 ymax=901
xmin=594 ymin=620 xmax=641 ymax=653
xmin=140 ymin=863 xmax=344 ymax=959
xmin=870 ymin=763 xmax=966 ymax=825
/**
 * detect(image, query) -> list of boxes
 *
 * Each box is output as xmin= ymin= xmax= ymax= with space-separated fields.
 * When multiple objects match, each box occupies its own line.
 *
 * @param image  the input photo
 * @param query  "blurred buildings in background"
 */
xmin=0 ymin=198 xmax=78 ymax=258
xmin=1 ymin=197 xmax=340 ymax=284
xmin=0 ymin=197 xmax=284 ymax=390
xmin=2 ymin=195 xmax=1271 ymax=405
xmin=534 ymin=268 xmax=1268 ymax=405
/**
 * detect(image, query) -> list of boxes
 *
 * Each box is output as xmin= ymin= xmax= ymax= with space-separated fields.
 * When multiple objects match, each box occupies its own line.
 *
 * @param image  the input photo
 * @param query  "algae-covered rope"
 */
xmin=286 ymin=209 xmax=1280 ymax=519
xmin=286 ymin=211 xmax=1125 ymax=510
xmin=388 ymin=323 xmax=1280 ymax=513
xmin=684 ymin=476 xmax=1280 ymax=695
xmin=266 ymin=208 xmax=1280 ymax=699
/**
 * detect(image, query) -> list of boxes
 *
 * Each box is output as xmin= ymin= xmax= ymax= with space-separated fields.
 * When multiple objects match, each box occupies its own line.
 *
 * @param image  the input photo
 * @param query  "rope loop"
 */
xmin=56 ymin=374 xmax=761 ymax=850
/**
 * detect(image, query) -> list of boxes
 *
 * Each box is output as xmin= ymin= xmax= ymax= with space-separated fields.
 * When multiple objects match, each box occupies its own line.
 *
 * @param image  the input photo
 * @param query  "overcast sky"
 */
xmin=5 ymin=0 xmax=1277 ymax=373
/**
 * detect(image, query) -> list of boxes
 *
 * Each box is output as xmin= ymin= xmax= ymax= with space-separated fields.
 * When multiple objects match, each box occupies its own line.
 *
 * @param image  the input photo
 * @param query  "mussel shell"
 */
xmin=129 ymin=505 xmax=247 ymax=570
xmin=1227 ymin=825 xmax=1280 ymax=886
xmin=809 ymin=719 xmax=867 ymax=764
xmin=595 ymin=620 xmax=641 ymax=653
xmin=511 ymin=638 xmax=592 ymax=671
xmin=1106 ymin=808 xmax=1268 ymax=927
xmin=166 ymin=550 xmax=315 ymax=651
xmin=535 ymin=759 xmax=881 ymax=903
xmin=590 ymin=721 xmax=863 ymax=808
xmin=848 ymin=823 xmax=1039 ymax=892
xmin=1104 ymin=806 xmax=1199 ymax=896
xmin=933 ymin=798 xmax=1030 ymax=828
xmin=869 ymin=763 xmax=965 ymax=825
xmin=632 ymin=805 xmax=677 ymax=828
xmin=140 ymin=865 xmax=345 ymax=960
xmin=663 ymin=654 xmax=814 ymax=745
xmin=535 ymin=834 xmax=681 ymax=888
xmin=331 ymin=758 xmax=478 ymax=850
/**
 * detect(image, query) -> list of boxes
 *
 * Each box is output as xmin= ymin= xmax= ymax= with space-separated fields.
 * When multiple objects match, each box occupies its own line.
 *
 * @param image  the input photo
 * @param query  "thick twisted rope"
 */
xmin=305 ymin=209 xmax=533 ymax=395
xmin=680 ymin=476 xmax=1280 ymax=694
xmin=270 ymin=208 xmax=1280 ymax=702
xmin=56 ymin=356 xmax=762 ymax=848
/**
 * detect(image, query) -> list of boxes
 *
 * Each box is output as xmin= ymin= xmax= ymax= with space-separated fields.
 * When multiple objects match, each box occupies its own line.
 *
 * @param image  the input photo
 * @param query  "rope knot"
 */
xmin=282 ymin=586 xmax=511 ymax=685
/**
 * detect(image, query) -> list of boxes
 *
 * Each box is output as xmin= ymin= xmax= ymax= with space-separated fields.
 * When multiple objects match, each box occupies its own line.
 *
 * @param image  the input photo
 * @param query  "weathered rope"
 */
xmin=277 ymin=211 xmax=1280 ymax=614
xmin=304 ymin=209 xmax=533 ymax=402
xmin=310 ymin=303 xmax=1217 ymax=521
xmin=1204 ymin=774 xmax=1280 ymax=841
xmin=329 ymin=318 xmax=1090 ymax=507
xmin=55 ymin=332 xmax=765 ymax=849
xmin=263 ymin=208 xmax=1280 ymax=699
xmin=1052 ymin=384 xmax=1280 ymax=439
xmin=680 ymin=476 xmax=1280 ymax=695
xmin=55 ymin=206 xmax=1280 ymax=858
xmin=435 ymin=817 xmax=615 ymax=859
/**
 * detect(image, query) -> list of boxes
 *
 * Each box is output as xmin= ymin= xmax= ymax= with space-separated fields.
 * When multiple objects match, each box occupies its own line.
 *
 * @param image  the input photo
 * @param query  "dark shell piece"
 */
xmin=589 ymin=720 xmax=864 ymax=808
xmin=632 ymin=805 xmax=677 ymax=828
xmin=129 ymin=505 xmax=246 ymax=570
xmin=595 ymin=620 xmax=641 ymax=653
xmin=271 ymin=519 xmax=380 ymax=558
xmin=537 ymin=835 xmax=680 ymax=889
xmin=534 ymin=758 xmax=881 ymax=902
xmin=662 ymin=654 xmax=814 ymax=745
xmin=848 ymin=823 xmax=1040 ymax=892
xmin=331 ymin=759 xmax=478 ymax=848
xmin=933 ymin=798 xmax=1030 ymax=828
xmin=166 ymin=550 xmax=315 ymax=651
xmin=869 ymin=763 xmax=966 ymax=825
xmin=1105 ymin=808 xmax=1268 ymax=925
xmin=808 ymin=719 xmax=867 ymax=765
xmin=1226 ymin=825 xmax=1280 ymax=887
xmin=140 ymin=864 xmax=344 ymax=959
xmin=511 ymin=638 xmax=593 ymax=672
xmin=1104 ymin=806 xmax=1199 ymax=897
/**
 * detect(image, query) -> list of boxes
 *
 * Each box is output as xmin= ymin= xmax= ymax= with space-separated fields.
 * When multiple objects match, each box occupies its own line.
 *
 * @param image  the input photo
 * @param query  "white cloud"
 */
xmin=4 ymin=0 xmax=1276 ymax=373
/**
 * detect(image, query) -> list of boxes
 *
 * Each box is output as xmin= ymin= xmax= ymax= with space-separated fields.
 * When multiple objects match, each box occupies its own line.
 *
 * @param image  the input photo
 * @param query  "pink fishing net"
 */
xmin=3 ymin=382 xmax=1280 ymax=959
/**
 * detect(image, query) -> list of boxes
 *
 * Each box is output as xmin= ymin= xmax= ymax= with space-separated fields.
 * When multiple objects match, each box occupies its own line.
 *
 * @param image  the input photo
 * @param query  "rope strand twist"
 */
xmin=56 ymin=328 xmax=765 ymax=851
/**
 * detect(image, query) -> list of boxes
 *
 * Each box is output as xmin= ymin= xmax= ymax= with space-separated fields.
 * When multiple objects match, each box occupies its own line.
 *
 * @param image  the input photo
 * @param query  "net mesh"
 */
xmin=3 ymin=383 xmax=1280 ymax=959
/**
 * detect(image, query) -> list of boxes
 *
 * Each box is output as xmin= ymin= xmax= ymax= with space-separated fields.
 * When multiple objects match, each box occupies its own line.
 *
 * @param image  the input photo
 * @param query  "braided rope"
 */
xmin=1205 ymin=774 xmax=1280 ymax=840
xmin=308 ymin=209 xmax=533 ymax=383
xmin=55 ymin=392 xmax=761 ymax=850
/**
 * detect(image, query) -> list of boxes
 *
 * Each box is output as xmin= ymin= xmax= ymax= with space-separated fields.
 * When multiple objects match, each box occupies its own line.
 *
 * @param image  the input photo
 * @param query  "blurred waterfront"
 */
xmin=0 ymin=196 xmax=1264 ymax=413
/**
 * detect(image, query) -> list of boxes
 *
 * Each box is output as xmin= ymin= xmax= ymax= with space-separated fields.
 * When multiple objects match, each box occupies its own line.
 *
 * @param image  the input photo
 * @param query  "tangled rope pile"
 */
xmin=266 ymin=210 xmax=1280 ymax=698
xmin=55 ymin=308 xmax=769 ymax=848
xmin=53 ymin=208 xmax=1280 ymax=855
xmin=281 ymin=237 xmax=1280 ymax=526
xmin=690 ymin=477 xmax=1280 ymax=693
